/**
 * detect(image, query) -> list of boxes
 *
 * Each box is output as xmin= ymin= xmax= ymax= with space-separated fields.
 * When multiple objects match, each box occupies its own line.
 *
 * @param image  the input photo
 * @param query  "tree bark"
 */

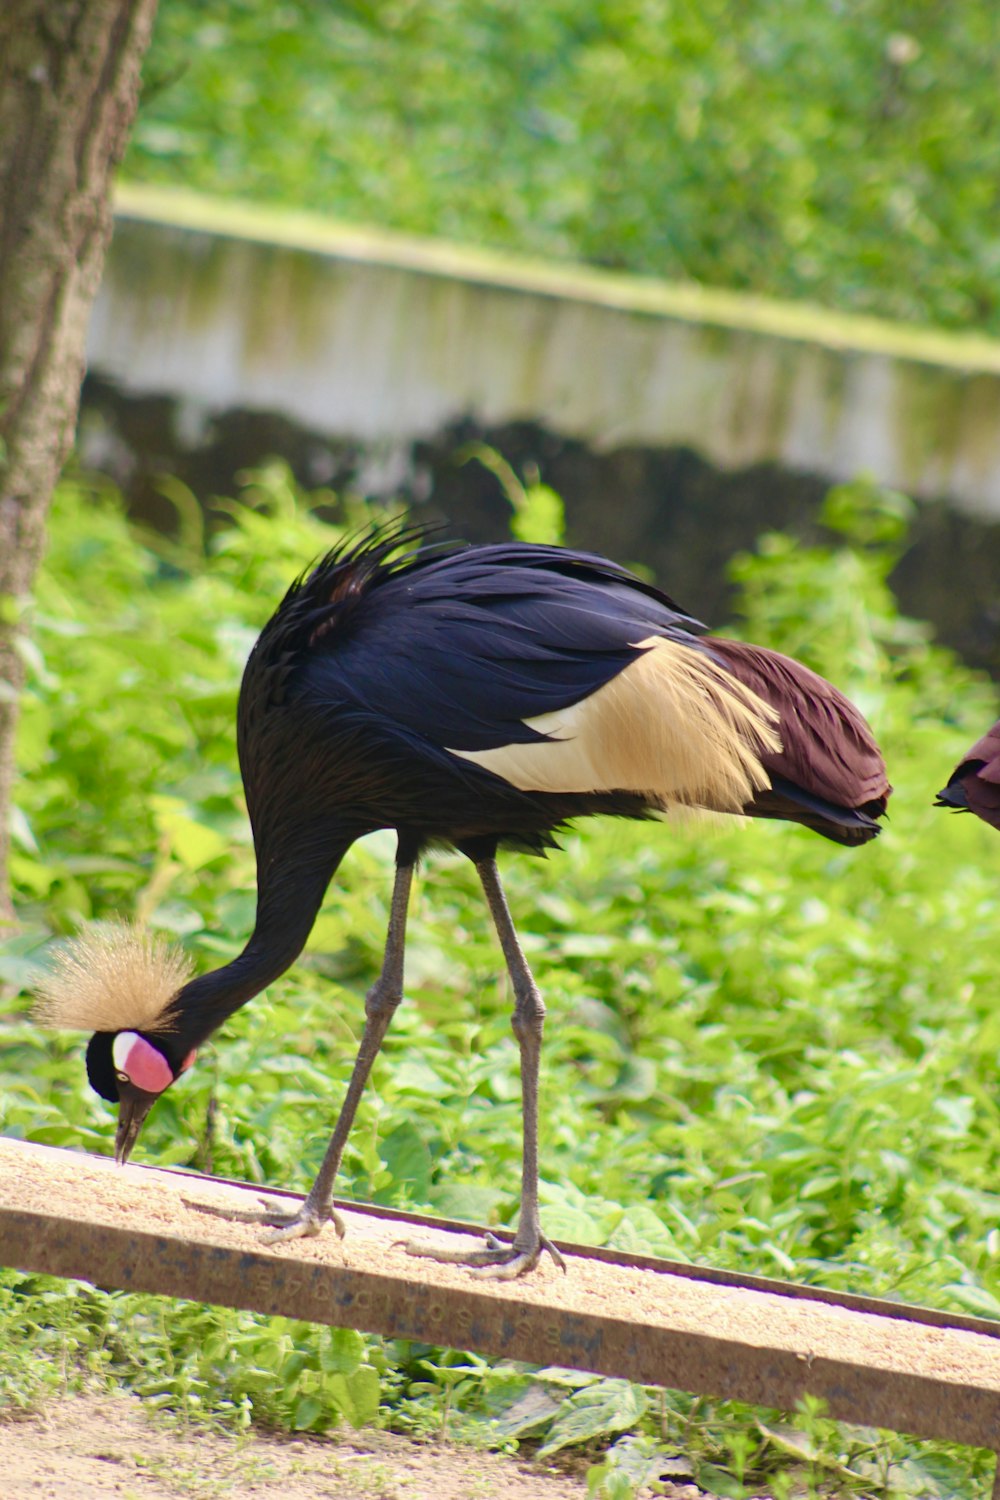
xmin=0 ymin=0 xmax=158 ymax=922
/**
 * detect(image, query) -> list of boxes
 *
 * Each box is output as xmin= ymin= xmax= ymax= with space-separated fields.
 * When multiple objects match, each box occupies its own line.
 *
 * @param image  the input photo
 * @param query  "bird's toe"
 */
xmin=260 ymin=1215 xmax=323 ymax=1246
xmin=401 ymin=1230 xmax=564 ymax=1278
xmin=469 ymin=1248 xmax=540 ymax=1280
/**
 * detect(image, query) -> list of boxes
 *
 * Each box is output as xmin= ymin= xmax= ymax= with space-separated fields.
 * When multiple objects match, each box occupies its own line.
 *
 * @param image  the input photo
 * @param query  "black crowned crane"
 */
xmin=936 ymin=719 xmax=1000 ymax=830
xmin=37 ymin=526 xmax=890 ymax=1278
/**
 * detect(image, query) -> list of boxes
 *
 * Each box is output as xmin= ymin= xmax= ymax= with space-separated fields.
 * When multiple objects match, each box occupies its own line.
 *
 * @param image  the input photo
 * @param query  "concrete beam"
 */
xmin=2 ymin=1137 xmax=999 ymax=1467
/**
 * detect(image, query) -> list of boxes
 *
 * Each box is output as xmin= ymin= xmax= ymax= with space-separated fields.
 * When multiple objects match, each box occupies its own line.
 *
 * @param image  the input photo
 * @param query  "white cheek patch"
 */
xmin=112 ymin=1031 xmax=173 ymax=1094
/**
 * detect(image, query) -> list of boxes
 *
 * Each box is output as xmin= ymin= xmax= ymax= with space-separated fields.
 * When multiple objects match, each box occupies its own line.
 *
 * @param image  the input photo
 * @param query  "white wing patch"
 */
xmin=448 ymin=636 xmax=781 ymax=813
xmin=34 ymin=922 xmax=192 ymax=1034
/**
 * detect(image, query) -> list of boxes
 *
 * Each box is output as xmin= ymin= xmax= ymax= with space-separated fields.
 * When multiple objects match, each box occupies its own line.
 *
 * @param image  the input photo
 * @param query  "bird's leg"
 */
xmin=257 ymin=860 xmax=414 ymax=1245
xmin=404 ymin=857 xmax=565 ymax=1279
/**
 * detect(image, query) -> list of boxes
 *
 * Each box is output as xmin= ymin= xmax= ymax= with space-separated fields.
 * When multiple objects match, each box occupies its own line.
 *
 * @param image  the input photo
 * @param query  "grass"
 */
xmin=1 ymin=466 xmax=998 ymax=1495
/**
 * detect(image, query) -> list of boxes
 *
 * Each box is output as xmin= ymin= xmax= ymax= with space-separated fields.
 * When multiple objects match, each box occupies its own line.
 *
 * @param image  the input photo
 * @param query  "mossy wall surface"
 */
xmin=79 ymin=186 xmax=1000 ymax=673
xmin=87 ymin=186 xmax=1000 ymax=519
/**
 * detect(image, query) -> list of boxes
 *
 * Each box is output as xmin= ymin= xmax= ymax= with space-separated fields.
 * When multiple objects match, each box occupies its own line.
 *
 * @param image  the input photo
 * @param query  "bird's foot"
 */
xmin=184 ymin=1194 xmax=346 ymax=1243
xmin=256 ymin=1196 xmax=347 ymax=1245
xmin=401 ymin=1229 xmax=566 ymax=1281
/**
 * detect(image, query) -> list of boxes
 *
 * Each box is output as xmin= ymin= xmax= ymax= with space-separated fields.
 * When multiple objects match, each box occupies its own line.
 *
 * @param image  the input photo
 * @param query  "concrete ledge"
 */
xmin=111 ymin=185 xmax=1000 ymax=375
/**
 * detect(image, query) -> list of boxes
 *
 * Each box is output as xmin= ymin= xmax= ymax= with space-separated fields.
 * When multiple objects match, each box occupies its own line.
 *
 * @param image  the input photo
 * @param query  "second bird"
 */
xmin=936 ymin=720 xmax=1000 ymax=831
xmin=39 ymin=526 xmax=890 ymax=1278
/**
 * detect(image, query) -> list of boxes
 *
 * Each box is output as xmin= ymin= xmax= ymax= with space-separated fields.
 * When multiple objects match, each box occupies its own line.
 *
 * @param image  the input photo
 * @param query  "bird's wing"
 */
xmin=394 ymin=541 xmax=706 ymax=627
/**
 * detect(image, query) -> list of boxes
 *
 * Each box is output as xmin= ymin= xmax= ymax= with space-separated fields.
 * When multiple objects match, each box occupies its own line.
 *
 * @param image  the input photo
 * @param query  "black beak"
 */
xmin=114 ymin=1086 xmax=158 ymax=1164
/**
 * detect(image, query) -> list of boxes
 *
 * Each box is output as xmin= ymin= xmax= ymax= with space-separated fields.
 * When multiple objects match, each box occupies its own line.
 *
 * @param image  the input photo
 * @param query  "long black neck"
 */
xmin=162 ymin=829 xmax=356 ymax=1058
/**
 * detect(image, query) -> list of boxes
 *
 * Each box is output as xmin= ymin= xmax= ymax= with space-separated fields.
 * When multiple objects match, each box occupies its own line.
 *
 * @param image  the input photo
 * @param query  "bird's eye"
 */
xmin=116 ymin=1071 xmax=129 ymax=1084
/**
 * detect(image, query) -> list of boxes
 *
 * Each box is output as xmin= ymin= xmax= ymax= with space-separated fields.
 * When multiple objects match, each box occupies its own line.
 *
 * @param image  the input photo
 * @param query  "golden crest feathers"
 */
xmin=33 ymin=923 xmax=193 ymax=1034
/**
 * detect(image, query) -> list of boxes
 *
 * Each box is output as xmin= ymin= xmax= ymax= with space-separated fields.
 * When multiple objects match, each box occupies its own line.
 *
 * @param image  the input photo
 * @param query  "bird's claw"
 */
xmin=256 ymin=1196 xmax=347 ymax=1244
xmin=400 ymin=1229 xmax=566 ymax=1280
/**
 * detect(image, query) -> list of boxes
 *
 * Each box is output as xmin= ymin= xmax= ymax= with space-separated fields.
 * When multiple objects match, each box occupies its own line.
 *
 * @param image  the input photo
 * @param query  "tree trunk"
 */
xmin=0 ymin=0 xmax=158 ymax=923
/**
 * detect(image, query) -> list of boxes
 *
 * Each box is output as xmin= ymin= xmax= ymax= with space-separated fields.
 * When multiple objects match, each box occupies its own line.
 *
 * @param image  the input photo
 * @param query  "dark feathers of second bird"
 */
xmin=936 ymin=719 xmax=1000 ymax=830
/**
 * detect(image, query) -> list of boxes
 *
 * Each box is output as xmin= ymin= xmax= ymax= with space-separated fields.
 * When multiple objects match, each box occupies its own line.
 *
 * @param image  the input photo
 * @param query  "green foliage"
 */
xmin=129 ymin=1 xmax=1000 ymax=333
xmin=536 ymin=1378 xmax=646 ymax=1459
xmin=0 ymin=1271 xmax=380 ymax=1433
xmin=2 ymin=466 xmax=999 ymax=1495
xmin=460 ymin=444 xmax=566 ymax=545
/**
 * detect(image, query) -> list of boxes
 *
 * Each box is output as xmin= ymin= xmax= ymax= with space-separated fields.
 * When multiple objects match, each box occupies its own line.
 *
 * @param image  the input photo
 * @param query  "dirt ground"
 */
xmin=0 ymin=1390 xmax=712 ymax=1500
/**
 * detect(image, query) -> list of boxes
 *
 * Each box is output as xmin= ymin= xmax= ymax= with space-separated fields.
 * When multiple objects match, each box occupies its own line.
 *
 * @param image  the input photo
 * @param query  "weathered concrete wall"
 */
xmin=87 ymin=185 xmax=1000 ymax=522
xmin=78 ymin=185 xmax=1000 ymax=675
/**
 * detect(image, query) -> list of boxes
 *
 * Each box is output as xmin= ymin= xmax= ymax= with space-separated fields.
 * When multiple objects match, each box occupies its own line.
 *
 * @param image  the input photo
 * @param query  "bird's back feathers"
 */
xmin=295 ymin=541 xmax=708 ymax=751
xmin=235 ymin=526 xmax=888 ymax=855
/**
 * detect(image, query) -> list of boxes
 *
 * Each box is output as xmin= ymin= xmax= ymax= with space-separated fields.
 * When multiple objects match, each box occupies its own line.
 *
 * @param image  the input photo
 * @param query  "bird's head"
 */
xmin=35 ymin=924 xmax=196 ymax=1164
xmin=85 ymin=1027 xmax=195 ymax=1163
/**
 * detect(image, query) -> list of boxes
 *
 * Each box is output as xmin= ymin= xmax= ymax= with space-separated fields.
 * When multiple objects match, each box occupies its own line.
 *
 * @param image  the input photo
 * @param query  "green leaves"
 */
xmin=150 ymin=796 xmax=232 ymax=871
xmin=126 ymin=1 xmax=1000 ymax=333
xmin=536 ymin=1379 xmax=647 ymax=1458
xmin=460 ymin=445 xmax=567 ymax=546
xmin=289 ymin=1328 xmax=382 ymax=1430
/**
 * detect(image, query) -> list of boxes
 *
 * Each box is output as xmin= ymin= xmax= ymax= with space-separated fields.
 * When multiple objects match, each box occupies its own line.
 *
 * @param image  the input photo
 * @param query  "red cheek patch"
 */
xmin=112 ymin=1032 xmax=173 ymax=1094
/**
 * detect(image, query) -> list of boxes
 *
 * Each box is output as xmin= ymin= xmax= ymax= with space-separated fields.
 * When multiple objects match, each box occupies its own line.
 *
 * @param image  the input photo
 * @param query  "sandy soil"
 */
xmin=0 ymin=1390 xmax=712 ymax=1500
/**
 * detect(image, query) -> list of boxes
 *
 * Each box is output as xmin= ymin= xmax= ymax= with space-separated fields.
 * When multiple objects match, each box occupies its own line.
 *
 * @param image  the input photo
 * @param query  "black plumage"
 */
xmin=58 ymin=525 xmax=890 ymax=1278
